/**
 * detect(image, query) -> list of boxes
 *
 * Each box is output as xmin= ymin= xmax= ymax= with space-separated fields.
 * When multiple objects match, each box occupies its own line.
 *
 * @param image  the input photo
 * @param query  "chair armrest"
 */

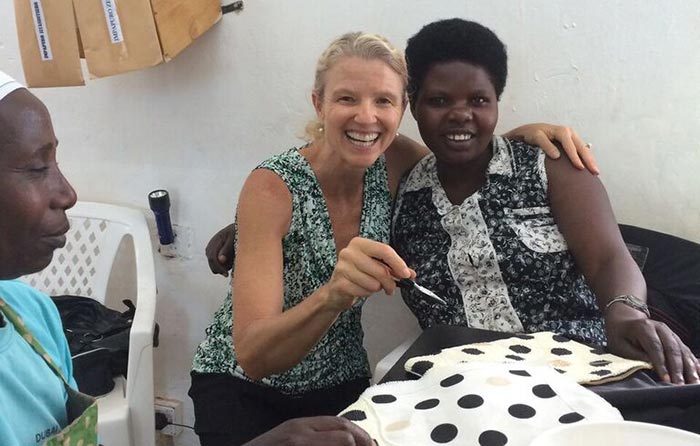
xmin=124 ymin=214 xmax=157 ymax=391
xmin=373 ymin=332 xmax=422 ymax=383
xmin=124 ymin=217 xmax=157 ymax=446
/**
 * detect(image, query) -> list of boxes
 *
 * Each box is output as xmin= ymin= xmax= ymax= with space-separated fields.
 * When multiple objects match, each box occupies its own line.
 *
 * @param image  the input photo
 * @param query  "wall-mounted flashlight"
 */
xmin=148 ymin=189 xmax=175 ymax=245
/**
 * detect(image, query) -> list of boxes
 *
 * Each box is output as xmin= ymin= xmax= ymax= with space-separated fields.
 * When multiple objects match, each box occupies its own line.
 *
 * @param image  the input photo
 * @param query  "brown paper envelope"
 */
xmin=13 ymin=0 xmax=85 ymax=87
xmin=73 ymin=0 xmax=163 ymax=78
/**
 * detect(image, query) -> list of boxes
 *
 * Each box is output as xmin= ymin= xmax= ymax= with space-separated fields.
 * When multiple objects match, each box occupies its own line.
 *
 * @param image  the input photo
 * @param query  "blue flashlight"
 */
xmin=148 ymin=189 xmax=175 ymax=245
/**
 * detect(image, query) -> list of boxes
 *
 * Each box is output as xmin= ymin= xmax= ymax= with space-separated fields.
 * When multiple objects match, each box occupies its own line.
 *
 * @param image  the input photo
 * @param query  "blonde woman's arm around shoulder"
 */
xmin=505 ymin=123 xmax=599 ymax=174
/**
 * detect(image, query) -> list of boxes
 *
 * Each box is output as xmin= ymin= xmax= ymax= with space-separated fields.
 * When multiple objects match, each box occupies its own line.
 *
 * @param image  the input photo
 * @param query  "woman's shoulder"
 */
xmin=496 ymin=136 xmax=546 ymax=176
xmin=0 ymin=280 xmax=74 ymax=384
xmin=0 ymin=280 xmax=65 ymax=346
xmin=399 ymin=152 xmax=436 ymax=193
xmin=256 ymin=146 xmax=305 ymax=172
xmin=501 ymin=136 xmax=542 ymax=158
xmin=254 ymin=146 xmax=316 ymax=190
xmin=0 ymin=280 xmax=55 ymax=315
xmin=240 ymin=169 xmax=293 ymax=214
xmin=238 ymin=161 xmax=295 ymax=237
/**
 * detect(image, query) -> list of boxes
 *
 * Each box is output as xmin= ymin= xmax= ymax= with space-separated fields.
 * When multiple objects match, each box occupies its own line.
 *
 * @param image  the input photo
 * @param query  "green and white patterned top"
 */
xmin=192 ymin=147 xmax=392 ymax=394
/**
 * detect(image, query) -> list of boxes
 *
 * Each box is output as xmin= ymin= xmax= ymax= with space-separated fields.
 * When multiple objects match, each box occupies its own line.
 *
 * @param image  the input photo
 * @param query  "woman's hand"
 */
xmin=243 ymin=416 xmax=373 ymax=446
xmin=504 ymin=123 xmax=599 ymax=175
xmin=324 ymin=238 xmax=413 ymax=311
xmin=605 ymin=307 xmax=700 ymax=384
xmin=205 ymin=223 xmax=236 ymax=276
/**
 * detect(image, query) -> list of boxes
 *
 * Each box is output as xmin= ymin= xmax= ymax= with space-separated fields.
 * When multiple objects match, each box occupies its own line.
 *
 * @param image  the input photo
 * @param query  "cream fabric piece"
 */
xmin=341 ymin=362 xmax=622 ymax=446
xmin=404 ymin=331 xmax=652 ymax=385
xmin=0 ymin=71 xmax=25 ymax=102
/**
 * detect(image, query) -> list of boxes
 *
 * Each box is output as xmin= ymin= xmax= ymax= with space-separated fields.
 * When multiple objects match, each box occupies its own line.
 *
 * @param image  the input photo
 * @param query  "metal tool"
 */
xmin=395 ymin=278 xmax=447 ymax=305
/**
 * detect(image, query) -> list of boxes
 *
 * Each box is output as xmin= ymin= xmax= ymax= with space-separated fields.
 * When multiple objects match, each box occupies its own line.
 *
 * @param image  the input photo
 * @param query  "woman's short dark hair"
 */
xmin=406 ymin=18 xmax=508 ymax=105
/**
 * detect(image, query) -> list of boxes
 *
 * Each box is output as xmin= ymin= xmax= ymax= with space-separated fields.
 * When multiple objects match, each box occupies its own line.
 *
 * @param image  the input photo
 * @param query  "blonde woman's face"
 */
xmin=313 ymin=56 xmax=405 ymax=168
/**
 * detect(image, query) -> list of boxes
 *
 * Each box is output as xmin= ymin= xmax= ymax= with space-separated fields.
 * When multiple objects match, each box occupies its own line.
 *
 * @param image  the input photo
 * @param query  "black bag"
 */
xmin=51 ymin=295 xmax=135 ymax=396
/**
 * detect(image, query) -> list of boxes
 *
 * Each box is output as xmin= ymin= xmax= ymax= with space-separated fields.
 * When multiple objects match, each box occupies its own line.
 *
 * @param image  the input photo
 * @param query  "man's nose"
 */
xmin=52 ymin=167 xmax=77 ymax=211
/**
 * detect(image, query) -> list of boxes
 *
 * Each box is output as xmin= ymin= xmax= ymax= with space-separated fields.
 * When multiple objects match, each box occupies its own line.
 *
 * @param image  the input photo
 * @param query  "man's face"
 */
xmin=0 ymin=90 xmax=77 ymax=279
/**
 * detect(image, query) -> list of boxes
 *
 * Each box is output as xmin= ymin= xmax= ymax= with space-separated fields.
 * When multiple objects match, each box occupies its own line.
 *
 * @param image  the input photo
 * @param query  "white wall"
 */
xmin=1 ymin=1 xmax=699 ymax=445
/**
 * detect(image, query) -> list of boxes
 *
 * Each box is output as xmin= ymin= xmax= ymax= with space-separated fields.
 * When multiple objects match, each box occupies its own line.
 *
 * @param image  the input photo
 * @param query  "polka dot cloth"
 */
xmin=404 ymin=332 xmax=651 ymax=385
xmin=340 ymin=362 xmax=622 ymax=446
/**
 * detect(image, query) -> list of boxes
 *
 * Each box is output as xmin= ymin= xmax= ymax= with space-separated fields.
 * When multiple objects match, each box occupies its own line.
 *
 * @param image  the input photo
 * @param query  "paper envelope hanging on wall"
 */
xmin=73 ymin=0 xmax=165 ymax=78
xmin=14 ymin=0 xmax=222 ymax=87
xmin=13 ymin=0 xmax=85 ymax=87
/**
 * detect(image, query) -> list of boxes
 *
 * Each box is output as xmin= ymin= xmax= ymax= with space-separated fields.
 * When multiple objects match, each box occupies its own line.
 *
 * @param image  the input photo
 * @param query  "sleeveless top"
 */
xmin=192 ymin=147 xmax=392 ymax=394
xmin=392 ymin=136 xmax=606 ymax=345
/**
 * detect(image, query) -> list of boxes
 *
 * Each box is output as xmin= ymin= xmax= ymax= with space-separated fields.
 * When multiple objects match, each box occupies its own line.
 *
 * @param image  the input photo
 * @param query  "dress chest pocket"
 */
xmin=505 ymin=206 xmax=568 ymax=253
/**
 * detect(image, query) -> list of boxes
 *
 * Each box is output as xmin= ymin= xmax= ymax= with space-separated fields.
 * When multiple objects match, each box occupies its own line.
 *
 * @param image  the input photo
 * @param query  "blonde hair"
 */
xmin=304 ymin=32 xmax=408 ymax=142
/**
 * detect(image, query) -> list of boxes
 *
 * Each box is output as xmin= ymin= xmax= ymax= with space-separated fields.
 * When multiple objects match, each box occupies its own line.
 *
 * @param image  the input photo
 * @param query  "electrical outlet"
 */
xmin=155 ymin=397 xmax=182 ymax=437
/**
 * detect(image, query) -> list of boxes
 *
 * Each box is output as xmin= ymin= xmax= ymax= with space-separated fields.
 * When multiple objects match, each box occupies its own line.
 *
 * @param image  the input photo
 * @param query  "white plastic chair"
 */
xmin=22 ymin=201 xmax=157 ymax=446
xmin=372 ymin=328 xmax=422 ymax=383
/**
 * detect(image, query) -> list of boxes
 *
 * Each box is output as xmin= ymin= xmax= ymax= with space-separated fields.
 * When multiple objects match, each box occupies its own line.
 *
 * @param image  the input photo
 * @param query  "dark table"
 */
xmin=380 ymin=325 xmax=700 ymax=434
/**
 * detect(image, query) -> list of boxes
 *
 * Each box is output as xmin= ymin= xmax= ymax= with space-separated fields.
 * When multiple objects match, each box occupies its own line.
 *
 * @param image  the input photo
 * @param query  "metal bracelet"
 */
xmin=604 ymin=295 xmax=650 ymax=318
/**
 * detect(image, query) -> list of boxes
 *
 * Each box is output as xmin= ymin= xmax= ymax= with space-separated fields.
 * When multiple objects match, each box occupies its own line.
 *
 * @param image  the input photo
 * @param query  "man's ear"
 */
xmin=312 ymin=91 xmax=323 ymax=120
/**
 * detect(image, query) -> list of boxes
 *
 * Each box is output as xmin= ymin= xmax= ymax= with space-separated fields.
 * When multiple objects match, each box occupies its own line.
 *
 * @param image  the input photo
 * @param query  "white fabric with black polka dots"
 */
xmin=340 ymin=361 xmax=622 ymax=446
xmin=405 ymin=332 xmax=651 ymax=385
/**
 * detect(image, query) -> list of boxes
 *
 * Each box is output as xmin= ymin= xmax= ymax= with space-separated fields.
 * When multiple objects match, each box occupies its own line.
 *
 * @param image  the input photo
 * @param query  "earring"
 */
xmin=319 ymin=125 xmax=324 ymax=133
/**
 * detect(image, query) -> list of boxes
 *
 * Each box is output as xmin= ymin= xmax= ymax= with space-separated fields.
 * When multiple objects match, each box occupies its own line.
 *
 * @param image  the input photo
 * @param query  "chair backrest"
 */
xmin=22 ymin=201 xmax=151 ymax=303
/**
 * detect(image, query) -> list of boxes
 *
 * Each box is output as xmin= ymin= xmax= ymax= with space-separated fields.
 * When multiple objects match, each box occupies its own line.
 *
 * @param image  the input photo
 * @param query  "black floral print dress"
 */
xmin=391 ymin=136 xmax=606 ymax=345
xmin=192 ymin=147 xmax=392 ymax=394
